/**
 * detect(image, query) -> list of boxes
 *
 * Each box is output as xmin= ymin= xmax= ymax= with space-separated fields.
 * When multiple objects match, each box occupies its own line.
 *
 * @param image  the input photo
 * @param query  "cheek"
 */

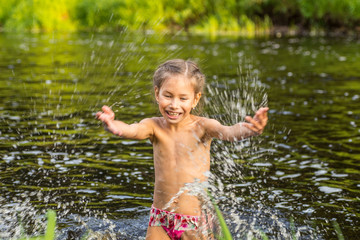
xmin=182 ymin=102 xmax=193 ymax=110
xmin=158 ymin=99 xmax=168 ymax=108
xmin=159 ymin=103 xmax=166 ymax=109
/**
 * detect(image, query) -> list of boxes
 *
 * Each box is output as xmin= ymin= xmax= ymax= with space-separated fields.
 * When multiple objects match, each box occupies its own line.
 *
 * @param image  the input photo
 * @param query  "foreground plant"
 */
xmin=17 ymin=210 xmax=56 ymax=240
xmin=207 ymin=190 xmax=233 ymax=240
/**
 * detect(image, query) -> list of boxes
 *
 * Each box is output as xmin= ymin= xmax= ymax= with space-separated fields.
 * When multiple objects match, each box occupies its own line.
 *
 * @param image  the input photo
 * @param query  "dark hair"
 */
xmin=153 ymin=59 xmax=205 ymax=95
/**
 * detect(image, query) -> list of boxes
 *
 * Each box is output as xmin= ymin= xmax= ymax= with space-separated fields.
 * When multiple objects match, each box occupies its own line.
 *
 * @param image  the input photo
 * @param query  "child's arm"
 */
xmin=205 ymin=107 xmax=269 ymax=141
xmin=96 ymin=105 xmax=153 ymax=140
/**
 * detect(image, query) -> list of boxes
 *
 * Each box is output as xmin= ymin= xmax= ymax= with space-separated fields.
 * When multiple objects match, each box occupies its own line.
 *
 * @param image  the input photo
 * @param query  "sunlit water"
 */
xmin=0 ymin=32 xmax=359 ymax=239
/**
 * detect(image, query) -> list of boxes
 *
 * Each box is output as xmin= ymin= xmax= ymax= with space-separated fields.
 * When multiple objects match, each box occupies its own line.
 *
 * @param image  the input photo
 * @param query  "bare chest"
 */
xmin=153 ymin=129 xmax=210 ymax=161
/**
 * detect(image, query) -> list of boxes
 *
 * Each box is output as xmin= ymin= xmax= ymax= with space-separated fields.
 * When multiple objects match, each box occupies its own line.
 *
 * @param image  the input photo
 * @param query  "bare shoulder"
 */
xmin=141 ymin=117 xmax=168 ymax=132
xmin=139 ymin=117 xmax=157 ymax=125
xmin=134 ymin=117 xmax=161 ymax=141
xmin=144 ymin=117 xmax=164 ymax=127
xmin=195 ymin=116 xmax=225 ymax=139
xmin=195 ymin=116 xmax=222 ymax=129
xmin=138 ymin=117 xmax=163 ymax=130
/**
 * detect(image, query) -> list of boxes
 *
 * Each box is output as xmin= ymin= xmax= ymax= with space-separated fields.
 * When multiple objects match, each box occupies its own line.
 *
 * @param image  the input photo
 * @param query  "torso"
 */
xmin=150 ymin=115 xmax=212 ymax=216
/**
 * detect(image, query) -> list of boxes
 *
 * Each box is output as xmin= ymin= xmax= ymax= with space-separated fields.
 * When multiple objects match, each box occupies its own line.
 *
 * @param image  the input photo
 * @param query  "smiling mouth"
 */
xmin=165 ymin=111 xmax=181 ymax=119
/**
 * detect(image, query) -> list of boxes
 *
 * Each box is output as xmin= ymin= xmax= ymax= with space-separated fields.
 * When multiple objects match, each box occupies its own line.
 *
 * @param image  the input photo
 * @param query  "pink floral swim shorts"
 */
xmin=148 ymin=205 xmax=199 ymax=239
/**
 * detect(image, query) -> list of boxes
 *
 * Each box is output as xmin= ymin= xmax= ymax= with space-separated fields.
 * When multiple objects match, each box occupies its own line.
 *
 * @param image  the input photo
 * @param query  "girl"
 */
xmin=96 ymin=59 xmax=268 ymax=239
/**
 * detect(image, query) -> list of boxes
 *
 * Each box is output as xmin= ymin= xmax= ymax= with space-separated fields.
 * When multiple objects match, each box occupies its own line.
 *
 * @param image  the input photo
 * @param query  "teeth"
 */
xmin=168 ymin=112 xmax=179 ymax=116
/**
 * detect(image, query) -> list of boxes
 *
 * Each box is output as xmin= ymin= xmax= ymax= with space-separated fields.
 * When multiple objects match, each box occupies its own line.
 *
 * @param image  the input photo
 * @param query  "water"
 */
xmin=0 ymin=32 xmax=359 ymax=239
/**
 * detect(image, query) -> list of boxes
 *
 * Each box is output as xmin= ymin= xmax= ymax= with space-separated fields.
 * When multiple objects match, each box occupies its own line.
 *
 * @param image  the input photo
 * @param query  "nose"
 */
xmin=170 ymin=98 xmax=179 ymax=109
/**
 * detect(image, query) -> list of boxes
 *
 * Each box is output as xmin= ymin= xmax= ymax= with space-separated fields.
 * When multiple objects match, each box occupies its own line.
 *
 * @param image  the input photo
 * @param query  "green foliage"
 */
xmin=298 ymin=0 xmax=360 ymax=27
xmin=0 ymin=0 xmax=359 ymax=33
xmin=74 ymin=0 xmax=126 ymax=30
xmin=259 ymin=230 xmax=269 ymax=240
xmin=208 ymin=190 xmax=233 ymax=240
xmin=17 ymin=210 xmax=56 ymax=240
xmin=1 ymin=0 xmax=75 ymax=32
xmin=332 ymin=221 xmax=345 ymax=240
xmin=1 ymin=0 xmax=36 ymax=31
xmin=213 ymin=203 xmax=233 ymax=239
xmin=290 ymin=217 xmax=297 ymax=240
xmin=0 ymin=0 xmax=18 ymax=25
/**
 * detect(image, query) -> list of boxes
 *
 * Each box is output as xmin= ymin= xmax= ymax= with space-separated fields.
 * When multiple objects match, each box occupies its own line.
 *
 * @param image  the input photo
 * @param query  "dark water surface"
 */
xmin=0 ymin=32 xmax=359 ymax=239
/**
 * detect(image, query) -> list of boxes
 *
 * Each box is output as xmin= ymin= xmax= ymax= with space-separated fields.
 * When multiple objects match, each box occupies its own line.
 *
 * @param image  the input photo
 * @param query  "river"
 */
xmin=0 ymin=32 xmax=359 ymax=239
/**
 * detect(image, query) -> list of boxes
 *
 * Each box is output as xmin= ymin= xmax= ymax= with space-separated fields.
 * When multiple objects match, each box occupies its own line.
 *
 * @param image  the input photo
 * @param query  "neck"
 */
xmin=164 ymin=114 xmax=194 ymax=131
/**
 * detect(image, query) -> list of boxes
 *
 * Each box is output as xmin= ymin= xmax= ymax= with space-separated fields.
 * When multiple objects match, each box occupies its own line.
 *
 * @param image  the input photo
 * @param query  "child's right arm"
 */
xmin=96 ymin=105 xmax=153 ymax=140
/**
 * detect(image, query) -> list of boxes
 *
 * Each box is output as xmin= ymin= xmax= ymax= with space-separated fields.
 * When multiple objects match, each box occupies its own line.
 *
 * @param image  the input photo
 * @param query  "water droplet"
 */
xmin=318 ymin=186 xmax=342 ymax=194
xmin=352 ymin=95 xmax=359 ymax=101
xmin=314 ymin=170 xmax=327 ymax=176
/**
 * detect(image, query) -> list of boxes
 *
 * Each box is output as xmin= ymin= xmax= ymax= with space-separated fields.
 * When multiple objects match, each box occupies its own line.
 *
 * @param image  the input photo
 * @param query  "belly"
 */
xmin=153 ymin=162 xmax=209 ymax=216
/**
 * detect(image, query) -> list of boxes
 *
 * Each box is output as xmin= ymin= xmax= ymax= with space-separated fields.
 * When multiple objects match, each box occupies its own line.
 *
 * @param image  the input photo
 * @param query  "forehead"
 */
xmin=160 ymin=75 xmax=195 ymax=94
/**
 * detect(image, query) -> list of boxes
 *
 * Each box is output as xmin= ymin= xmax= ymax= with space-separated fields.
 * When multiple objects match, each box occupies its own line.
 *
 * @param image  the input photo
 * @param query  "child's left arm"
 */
xmin=205 ymin=107 xmax=269 ymax=141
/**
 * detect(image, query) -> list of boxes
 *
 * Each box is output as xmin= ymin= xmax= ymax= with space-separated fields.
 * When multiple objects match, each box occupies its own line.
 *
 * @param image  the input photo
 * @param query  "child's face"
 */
xmin=155 ymin=75 xmax=201 ymax=125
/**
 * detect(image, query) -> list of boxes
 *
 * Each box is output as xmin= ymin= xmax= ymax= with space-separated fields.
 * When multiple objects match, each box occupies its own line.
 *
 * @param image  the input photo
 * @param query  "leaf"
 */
xmin=44 ymin=210 xmax=56 ymax=240
xmin=207 ymin=190 xmax=233 ymax=240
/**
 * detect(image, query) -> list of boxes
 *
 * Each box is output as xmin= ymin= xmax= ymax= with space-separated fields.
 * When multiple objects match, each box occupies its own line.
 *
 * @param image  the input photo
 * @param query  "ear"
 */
xmin=154 ymin=86 xmax=160 ymax=102
xmin=192 ymin=92 xmax=202 ymax=108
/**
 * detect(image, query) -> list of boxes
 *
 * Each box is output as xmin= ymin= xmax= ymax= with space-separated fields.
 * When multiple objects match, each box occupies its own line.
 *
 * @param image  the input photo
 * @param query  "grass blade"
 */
xmin=44 ymin=210 xmax=56 ymax=240
xmin=207 ymin=190 xmax=233 ymax=240
xmin=332 ymin=221 xmax=344 ymax=240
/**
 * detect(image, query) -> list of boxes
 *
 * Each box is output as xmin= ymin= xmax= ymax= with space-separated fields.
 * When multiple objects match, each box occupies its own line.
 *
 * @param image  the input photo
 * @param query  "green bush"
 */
xmin=17 ymin=210 xmax=56 ymax=240
xmin=0 ymin=0 xmax=75 ymax=32
xmin=0 ymin=0 xmax=359 ymax=34
xmin=298 ymin=0 xmax=360 ymax=28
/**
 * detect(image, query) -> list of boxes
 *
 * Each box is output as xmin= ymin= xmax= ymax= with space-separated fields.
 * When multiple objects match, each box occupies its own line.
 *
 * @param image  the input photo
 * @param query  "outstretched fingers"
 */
xmin=244 ymin=107 xmax=269 ymax=134
xmin=254 ymin=107 xmax=269 ymax=126
xmin=96 ymin=105 xmax=122 ymax=136
xmin=96 ymin=111 xmax=104 ymax=119
xmin=96 ymin=111 xmax=108 ymax=123
xmin=102 ymin=105 xmax=114 ymax=115
xmin=244 ymin=116 xmax=263 ymax=134
xmin=102 ymin=105 xmax=115 ymax=119
xmin=96 ymin=105 xmax=115 ymax=123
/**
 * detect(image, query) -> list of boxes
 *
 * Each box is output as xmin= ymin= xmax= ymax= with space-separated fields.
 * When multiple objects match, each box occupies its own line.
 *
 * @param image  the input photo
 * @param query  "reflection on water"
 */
xmin=0 ymin=32 xmax=359 ymax=239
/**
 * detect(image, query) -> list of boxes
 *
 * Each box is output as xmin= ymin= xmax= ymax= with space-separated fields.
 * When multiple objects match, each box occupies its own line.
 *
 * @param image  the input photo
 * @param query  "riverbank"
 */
xmin=1 ymin=24 xmax=359 ymax=39
xmin=1 ymin=0 xmax=359 ymax=38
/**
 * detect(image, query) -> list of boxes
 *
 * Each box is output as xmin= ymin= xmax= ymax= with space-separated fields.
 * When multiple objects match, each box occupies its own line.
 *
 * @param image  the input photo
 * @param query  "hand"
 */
xmin=243 ymin=107 xmax=269 ymax=135
xmin=96 ymin=105 xmax=122 ymax=135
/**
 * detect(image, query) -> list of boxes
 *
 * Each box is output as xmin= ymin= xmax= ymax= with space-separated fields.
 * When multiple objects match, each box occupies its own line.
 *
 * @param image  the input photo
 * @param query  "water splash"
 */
xmin=0 ymin=196 xmax=46 ymax=239
xmin=200 ymin=69 xmax=316 ymax=239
